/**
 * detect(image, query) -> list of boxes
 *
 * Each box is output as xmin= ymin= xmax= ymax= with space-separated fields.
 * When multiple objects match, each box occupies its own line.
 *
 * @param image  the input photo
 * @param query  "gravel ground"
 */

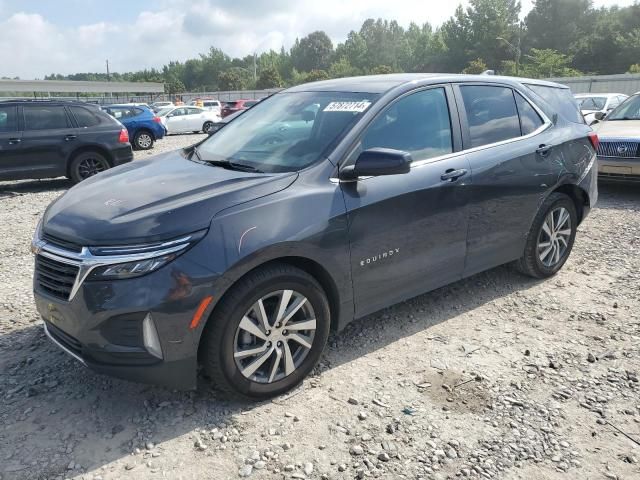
xmin=0 ymin=134 xmax=639 ymax=480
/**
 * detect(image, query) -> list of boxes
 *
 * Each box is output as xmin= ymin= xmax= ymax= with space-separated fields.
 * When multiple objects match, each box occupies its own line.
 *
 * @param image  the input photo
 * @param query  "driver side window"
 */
xmin=361 ymin=88 xmax=453 ymax=162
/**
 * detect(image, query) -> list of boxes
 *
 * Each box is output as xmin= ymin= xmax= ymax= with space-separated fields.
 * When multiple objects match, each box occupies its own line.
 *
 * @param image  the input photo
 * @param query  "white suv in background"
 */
xmin=574 ymin=93 xmax=628 ymax=125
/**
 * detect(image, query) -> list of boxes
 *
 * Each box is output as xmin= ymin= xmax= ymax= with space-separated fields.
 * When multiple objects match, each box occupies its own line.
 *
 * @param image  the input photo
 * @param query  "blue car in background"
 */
xmin=102 ymin=104 xmax=165 ymax=150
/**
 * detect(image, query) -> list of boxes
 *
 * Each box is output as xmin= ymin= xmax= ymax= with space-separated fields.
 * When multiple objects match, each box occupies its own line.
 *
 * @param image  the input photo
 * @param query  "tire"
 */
xmin=200 ymin=264 xmax=331 ymax=400
xmin=68 ymin=151 xmax=111 ymax=184
xmin=202 ymin=121 xmax=213 ymax=133
xmin=133 ymin=130 xmax=154 ymax=150
xmin=516 ymin=193 xmax=577 ymax=279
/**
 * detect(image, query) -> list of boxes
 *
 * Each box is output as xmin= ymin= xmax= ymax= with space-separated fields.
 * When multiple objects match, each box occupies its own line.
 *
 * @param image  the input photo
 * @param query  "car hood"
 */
xmin=43 ymin=151 xmax=297 ymax=245
xmin=593 ymin=120 xmax=640 ymax=138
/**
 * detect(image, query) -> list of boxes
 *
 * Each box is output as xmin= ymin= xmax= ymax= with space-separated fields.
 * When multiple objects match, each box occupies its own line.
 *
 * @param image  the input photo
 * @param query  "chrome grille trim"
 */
xmin=597 ymin=138 xmax=640 ymax=159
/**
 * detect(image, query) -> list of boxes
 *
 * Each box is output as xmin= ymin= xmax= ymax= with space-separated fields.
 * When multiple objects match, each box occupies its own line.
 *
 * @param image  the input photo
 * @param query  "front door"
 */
xmin=19 ymin=104 xmax=75 ymax=178
xmin=341 ymin=86 xmax=471 ymax=318
xmin=165 ymin=107 xmax=189 ymax=133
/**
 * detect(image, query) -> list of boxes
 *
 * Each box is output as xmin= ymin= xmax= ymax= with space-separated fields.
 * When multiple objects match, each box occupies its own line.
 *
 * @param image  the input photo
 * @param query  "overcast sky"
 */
xmin=0 ymin=0 xmax=635 ymax=78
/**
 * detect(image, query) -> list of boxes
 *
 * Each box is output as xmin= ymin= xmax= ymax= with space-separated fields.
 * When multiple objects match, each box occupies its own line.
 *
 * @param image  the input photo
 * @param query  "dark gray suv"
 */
xmin=32 ymin=74 xmax=598 ymax=399
xmin=0 ymin=100 xmax=133 ymax=183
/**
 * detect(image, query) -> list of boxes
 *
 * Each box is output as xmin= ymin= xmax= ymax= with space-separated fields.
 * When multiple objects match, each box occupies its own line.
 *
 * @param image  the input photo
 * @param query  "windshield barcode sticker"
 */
xmin=324 ymin=101 xmax=372 ymax=113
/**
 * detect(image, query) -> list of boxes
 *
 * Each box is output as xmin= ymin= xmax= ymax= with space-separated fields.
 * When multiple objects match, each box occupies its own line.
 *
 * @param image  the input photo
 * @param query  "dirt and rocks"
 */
xmin=0 ymin=133 xmax=638 ymax=480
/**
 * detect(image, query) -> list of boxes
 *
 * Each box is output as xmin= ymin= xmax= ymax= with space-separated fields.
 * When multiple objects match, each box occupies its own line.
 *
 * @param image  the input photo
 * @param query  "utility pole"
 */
xmin=253 ymin=53 xmax=257 ymax=83
xmin=106 ymin=59 xmax=110 ymax=81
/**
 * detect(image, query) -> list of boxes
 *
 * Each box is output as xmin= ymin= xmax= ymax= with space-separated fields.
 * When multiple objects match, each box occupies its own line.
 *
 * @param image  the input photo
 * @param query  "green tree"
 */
xmin=370 ymin=65 xmax=394 ymax=75
xmin=462 ymin=58 xmax=488 ymax=74
xmin=256 ymin=66 xmax=283 ymax=89
xmin=328 ymin=57 xmax=361 ymax=78
xmin=217 ymin=68 xmax=247 ymax=91
xmin=524 ymin=48 xmax=582 ymax=77
xmin=304 ymin=69 xmax=330 ymax=82
xmin=525 ymin=0 xmax=592 ymax=53
xmin=629 ymin=63 xmax=640 ymax=74
xmin=290 ymin=31 xmax=334 ymax=72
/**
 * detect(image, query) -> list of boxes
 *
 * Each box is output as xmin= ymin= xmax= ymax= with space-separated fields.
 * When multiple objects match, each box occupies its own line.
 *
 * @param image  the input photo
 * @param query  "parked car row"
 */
xmin=574 ymin=93 xmax=628 ymax=125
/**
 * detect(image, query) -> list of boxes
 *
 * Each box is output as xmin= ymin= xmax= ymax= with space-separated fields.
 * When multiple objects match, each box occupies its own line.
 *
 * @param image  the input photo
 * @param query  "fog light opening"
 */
xmin=143 ymin=313 xmax=163 ymax=359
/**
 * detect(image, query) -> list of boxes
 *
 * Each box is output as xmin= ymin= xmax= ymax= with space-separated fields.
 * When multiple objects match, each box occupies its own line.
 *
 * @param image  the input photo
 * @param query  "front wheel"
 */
xmin=200 ymin=264 xmax=330 ymax=400
xmin=516 ymin=193 xmax=577 ymax=278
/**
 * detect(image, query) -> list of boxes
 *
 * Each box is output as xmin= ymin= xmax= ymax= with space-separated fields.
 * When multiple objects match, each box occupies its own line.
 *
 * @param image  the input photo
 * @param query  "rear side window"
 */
xmin=70 ymin=106 xmax=102 ymax=127
xmin=23 ymin=106 xmax=70 ymax=130
xmin=525 ymin=84 xmax=583 ymax=123
xmin=362 ymin=87 xmax=453 ymax=161
xmin=245 ymin=101 xmax=258 ymax=107
xmin=187 ymin=108 xmax=202 ymax=115
xmin=515 ymin=92 xmax=544 ymax=135
xmin=107 ymin=107 xmax=142 ymax=119
xmin=0 ymin=106 xmax=18 ymax=132
xmin=204 ymin=101 xmax=219 ymax=107
xmin=460 ymin=85 xmax=521 ymax=148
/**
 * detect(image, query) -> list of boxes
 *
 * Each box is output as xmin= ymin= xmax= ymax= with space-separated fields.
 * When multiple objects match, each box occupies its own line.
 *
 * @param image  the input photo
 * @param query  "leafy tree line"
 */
xmin=44 ymin=0 xmax=640 ymax=93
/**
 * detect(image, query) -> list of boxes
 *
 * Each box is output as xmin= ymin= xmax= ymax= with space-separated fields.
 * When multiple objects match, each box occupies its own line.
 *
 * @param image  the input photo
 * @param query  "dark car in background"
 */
xmin=0 ymin=100 xmax=133 ymax=183
xmin=32 ymin=74 xmax=597 ymax=399
xmin=221 ymin=99 xmax=259 ymax=117
xmin=102 ymin=104 xmax=165 ymax=150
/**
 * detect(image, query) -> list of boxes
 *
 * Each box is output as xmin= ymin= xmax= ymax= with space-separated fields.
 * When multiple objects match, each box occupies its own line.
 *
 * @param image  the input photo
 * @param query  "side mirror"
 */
xmin=302 ymin=110 xmax=316 ymax=122
xmin=339 ymin=148 xmax=412 ymax=180
xmin=594 ymin=111 xmax=606 ymax=121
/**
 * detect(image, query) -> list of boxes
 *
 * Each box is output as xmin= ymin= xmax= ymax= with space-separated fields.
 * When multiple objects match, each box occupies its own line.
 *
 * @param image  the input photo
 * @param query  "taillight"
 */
xmin=588 ymin=131 xmax=599 ymax=151
xmin=118 ymin=128 xmax=129 ymax=143
xmin=152 ymin=116 xmax=161 ymax=123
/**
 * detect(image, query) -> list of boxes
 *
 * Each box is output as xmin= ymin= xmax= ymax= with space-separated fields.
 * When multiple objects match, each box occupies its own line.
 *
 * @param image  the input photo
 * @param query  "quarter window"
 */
xmin=0 ymin=106 xmax=17 ymax=132
xmin=70 ymin=106 xmax=101 ymax=127
xmin=460 ymin=85 xmax=521 ymax=148
xmin=23 ymin=106 xmax=71 ymax=131
xmin=362 ymin=88 xmax=453 ymax=161
xmin=515 ymin=92 xmax=544 ymax=135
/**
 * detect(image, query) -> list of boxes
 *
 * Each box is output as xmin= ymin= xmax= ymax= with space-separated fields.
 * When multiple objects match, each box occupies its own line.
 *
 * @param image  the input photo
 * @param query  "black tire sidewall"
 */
xmin=69 ymin=151 xmax=109 ymax=184
xmin=203 ymin=121 xmax=213 ymax=132
xmin=134 ymin=130 xmax=153 ymax=150
xmin=531 ymin=196 xmax=577 ymax=277
xmin=212 ymin=271 xmax=330 ymax=399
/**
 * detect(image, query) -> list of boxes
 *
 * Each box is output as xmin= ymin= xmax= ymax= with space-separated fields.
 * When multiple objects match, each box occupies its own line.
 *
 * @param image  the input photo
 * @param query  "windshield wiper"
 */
xmin=203 ymin=159 xmax=264 ymax=173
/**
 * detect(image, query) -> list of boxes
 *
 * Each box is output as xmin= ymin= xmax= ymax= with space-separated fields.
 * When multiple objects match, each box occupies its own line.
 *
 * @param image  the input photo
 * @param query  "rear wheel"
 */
xmin=133 ymin=130 xmax=154 ymax=150
xmin=516 ymin=193 xmax=577 ymax=278
xmin=200 ymin=264 xmax=330 ymax=400
xmin=202 ymin=121 xmax=214 ymax=133
xmin=69 ymin=151 xmax=110 ymax=184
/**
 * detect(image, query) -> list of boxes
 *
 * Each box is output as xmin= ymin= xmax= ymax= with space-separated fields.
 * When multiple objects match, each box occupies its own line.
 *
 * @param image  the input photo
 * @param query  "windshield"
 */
xmin=606 ymin=94 xmax=639 ymax=120
xmin=196 ymin=91 xmax=378 ymax=173
xmin=576 ymin=96 xmax=607 ymax=110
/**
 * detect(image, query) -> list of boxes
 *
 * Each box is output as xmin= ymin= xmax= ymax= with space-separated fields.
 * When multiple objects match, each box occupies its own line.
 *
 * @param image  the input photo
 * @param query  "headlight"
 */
xmin=31 ymin=217 xmax=44 ymax=254
xmin=87 ymin=230 xmax=206 ymax=280
xmin=88 ymin=253 xmax=178 ymax=280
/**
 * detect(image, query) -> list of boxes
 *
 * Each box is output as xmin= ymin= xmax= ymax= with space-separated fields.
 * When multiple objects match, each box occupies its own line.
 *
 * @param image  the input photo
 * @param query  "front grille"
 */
xmin=42 ymin=232 xmax=83 ymax=253
xmin=35 ymin=255 xmax=79 ymax=300
xmin=46 ymin=321 xmax=82 ymax=356
xmin=597 ymin=140 xmax=640 ymax=159
xmin=599 ymin=172 xmax=640 ymax=183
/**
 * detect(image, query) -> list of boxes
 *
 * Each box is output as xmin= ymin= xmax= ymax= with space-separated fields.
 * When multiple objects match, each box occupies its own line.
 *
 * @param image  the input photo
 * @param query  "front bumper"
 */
xmin=33 ymin=240 xmax=218 ymax=390
xmin=598 ymin=156 xmax=640 ymax=182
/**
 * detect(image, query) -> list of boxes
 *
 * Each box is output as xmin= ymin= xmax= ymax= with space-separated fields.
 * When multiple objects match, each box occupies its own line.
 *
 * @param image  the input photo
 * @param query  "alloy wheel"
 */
xmin=137 ymin=133 xmax=152 ymax=149
xmin=537 ymin=206 xmax=572 ymax=267
xmin=77 ymin=157 xmax=108 ymax=179
xmin=233 ymin=289 xmax=316 ymax=384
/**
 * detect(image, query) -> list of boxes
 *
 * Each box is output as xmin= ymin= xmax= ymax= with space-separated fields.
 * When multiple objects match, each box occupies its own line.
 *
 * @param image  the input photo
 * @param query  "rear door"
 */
xmin=0 ymin=105 xmax=24 ymax=180
xmin=343 ymin=85 xmax=471 ymax=318
xmin=19 ymin=104 xmax=75 ymax=178
xmin=453 ymin=83 xmax=555 ymax=276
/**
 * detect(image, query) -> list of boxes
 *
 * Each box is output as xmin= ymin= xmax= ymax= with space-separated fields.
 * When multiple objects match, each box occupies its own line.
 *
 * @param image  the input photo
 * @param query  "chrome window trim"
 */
xmin=331 ymin=83 xmax=552 ymax=183
xmin=32 ymin=234 xmax=195 ymax=301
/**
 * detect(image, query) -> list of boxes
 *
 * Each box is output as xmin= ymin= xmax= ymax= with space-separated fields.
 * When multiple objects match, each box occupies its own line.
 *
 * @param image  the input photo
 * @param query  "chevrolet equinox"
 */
xmin=32 ymin=74 xmax=598 ymax=399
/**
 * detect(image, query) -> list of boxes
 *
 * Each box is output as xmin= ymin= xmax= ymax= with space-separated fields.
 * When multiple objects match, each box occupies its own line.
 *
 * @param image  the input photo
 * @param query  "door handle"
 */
xmin=440 ymin=168 xmax=468 ymax=182
xmin=536 ymin=144 xmax=553 ymax=157
xmin=8 ymin=138 xmax=21 ymax=145
xmin=64 ymin=135 xmax=77 ymax=141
